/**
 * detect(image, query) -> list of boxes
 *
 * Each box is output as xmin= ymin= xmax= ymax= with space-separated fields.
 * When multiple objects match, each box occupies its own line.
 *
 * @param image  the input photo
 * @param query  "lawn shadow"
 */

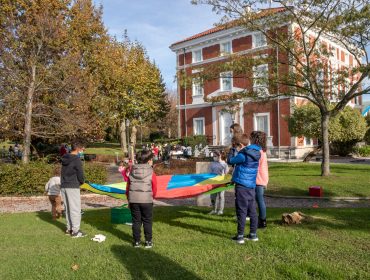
xmin=269 ymin=208 xmax=370 ymax=234
xmin=83 ymin=208 xmax=204 ymax=279
xmin=111 ymin=244 xmax=203 ymax=280
xmin=36 ymin=211 xmax=65 ymax=233
xmin=301 ymin=208 xmax=370 ymax=233
xmin=82 ymin=209 xmax=131 ymax=242
xmin=83 ymin=207 xmax=233 ymax=241
xmin=154 ymin=207 xmax=234 ymax=238
xmin=267 ymin=186 xmax=338 ymax=197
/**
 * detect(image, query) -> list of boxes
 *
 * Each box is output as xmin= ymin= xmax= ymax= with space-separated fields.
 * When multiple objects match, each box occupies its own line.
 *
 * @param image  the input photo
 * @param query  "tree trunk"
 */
xmin=120 ymin=120 xmax=128 ymax=155
xmin=321 ymin=113 xmax=330 ymax=176
xmin=130 ymin=125 xmax=137 ymax=160
xmin=22 ymin=65 xmax=36 ymax=164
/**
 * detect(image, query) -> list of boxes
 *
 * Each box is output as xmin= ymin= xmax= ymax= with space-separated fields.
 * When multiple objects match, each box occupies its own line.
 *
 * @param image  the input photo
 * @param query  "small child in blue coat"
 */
xmin=227 ymin=133 xmax=261 ymax=244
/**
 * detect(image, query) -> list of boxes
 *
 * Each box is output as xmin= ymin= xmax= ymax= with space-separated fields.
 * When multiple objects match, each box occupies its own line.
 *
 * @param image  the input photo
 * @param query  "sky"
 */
xmin=94 ymin=0 xmax=370 ymax=102
xmin=94 ymin=0 xmax=221 ymax=92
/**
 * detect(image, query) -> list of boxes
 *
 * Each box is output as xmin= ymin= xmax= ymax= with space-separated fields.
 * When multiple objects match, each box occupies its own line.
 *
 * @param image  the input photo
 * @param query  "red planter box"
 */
xmin=309 ymin=186 xmax=323 ymax=197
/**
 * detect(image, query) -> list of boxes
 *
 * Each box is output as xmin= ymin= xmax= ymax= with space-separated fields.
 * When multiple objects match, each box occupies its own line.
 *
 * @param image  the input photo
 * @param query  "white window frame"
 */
xmin=192 ymin=78 xmax=203 ymax=97
xmin=220 ymin=41 xmax=232 ymax=56
xmin=253 ymin=112 xmax=270 ymax=136
xmin=220 ymin=71 xmax=233 ymax=92
xmin=192 ymin=49 xmax=203 ymax=63
xmin=193 ymin=117 xmax=205 ymax=135
xmin=253 ymin=64 xmax=269 ymax=95
xmin=304 ymin=137 xmax=313 ymax=147
xmin=252 ymin=32 xmax=267 ymax=48
xmin=345 ymin=53 xmax=349 ymax=65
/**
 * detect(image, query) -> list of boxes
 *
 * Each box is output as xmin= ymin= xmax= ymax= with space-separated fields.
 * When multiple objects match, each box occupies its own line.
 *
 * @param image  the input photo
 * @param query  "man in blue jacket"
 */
xmin=228 ymin=134 xmax=261 ymax=244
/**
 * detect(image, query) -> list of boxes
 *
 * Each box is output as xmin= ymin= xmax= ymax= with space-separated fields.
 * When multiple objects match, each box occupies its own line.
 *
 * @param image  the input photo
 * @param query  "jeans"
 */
xmin=255 ymin=185 xmax=266 ymax=219
xmin=130 ymin=203 xmax=153 ymax=242
xmin=235 ymin=185 xmax=257 ymax=235
xmin=210 ymin=191 xmax=225 ymax=212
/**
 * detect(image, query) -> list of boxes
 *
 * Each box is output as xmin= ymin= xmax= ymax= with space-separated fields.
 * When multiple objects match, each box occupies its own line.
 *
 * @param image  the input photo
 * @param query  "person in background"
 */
xmin=253 ymin=131 xmax=269 ymax=229
xmin=152 ymin=145 xmax=159 ymax=161
xmin=8 ymin=145 xmax=14 ymax=159
xmin=208 ymin=150 xmax=229 ymax=215
xmin=118 ymin=159 xmax=133 ymax=182
xmin=126 ymin=150 xmax=157 ymax=249
xmin=45 ymin=166 xmax=62 ymax=220
xmin=230 ymin=123 xmax=243 ymax=138
xmin=14 ymin=144 xmax=19 ymax=158
xmin=61 ymin=142 xmax=86 ymax=238
xmin=0 ymin=146 xmax=6 ymax=158
xmin=60 ymin=144 xmax=67 ymax=157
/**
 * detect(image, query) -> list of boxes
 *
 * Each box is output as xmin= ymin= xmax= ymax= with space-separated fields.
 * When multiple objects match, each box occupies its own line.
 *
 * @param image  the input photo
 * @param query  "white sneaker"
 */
xmin=208 ymin=210 xmax=216 ymax=215
xmin=71 ymin=230 xmax=87 ymax=238
xmin=217 ymin=211 xmax=223 ymax=215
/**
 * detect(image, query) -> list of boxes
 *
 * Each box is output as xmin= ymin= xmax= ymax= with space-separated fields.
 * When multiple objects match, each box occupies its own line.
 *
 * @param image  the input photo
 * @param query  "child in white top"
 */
xmin=208 ymin=151 xmax=229 ymax=215
xmin=45 ymin=166 xmax=62 ymax=220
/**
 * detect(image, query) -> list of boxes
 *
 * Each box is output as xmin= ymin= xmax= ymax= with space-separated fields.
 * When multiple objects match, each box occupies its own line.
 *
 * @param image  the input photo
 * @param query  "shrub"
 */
xmin=0 ymin=161 xmax=107 ymax=196
xmin=182 ymin=135 xmax=208 ymax=149
xmin=0 ymin=162 xmax=54 ymax=195
xmin=149 ymin=131 xmax=166 ymax=142
xmin=353 ymin=146 xmax=370 ymax=157
xmin=84 ymin=163 xmax=107 ymax=184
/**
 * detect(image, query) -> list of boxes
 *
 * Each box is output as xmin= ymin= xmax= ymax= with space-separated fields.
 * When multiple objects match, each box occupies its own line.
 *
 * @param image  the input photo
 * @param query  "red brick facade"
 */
xmin=170 ymin=16 xmax=362 ymax=158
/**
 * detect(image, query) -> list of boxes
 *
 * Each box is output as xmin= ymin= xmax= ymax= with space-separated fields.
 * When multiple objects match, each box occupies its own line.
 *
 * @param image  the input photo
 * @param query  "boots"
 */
xmin=258 ymin=218 xmax=267 ymax=229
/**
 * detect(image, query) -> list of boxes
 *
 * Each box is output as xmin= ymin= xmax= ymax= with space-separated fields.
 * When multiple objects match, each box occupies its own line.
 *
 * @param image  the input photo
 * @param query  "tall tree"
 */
xmin=98 ymin=37 xmax=168 ymax=158
xmin=192 ymin=0 xmax=370 ymax=175
xmin=289 ymin=104 xmax=367 ymax=156
xmin=150 ymin=90 xmax=179 ymax=139
xmin=0 ymin=0 xmax=108 ymax=163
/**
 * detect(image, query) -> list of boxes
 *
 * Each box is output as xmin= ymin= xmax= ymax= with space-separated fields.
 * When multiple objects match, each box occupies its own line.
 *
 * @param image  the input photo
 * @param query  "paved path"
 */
xmin=1 ymin=164 xmax=368 ymax=214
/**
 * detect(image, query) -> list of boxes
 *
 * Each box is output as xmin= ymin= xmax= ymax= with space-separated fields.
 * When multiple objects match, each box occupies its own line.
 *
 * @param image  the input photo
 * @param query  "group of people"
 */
xmin=0 ymin=143 xmax=23 ymax=160
xmin=204 ymin=124 xmax=268 ymax=243
xmin=44 ymin=123 xmax=268 ymax=247
xmin=123 ymin=123 xmax=268 ymax=248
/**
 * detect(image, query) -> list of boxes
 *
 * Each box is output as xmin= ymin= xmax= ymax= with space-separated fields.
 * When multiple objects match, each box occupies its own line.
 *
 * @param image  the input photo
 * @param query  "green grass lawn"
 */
xmin=0 ymin=207 xmax=369 ymax=280
xmin=85 ymin=142 xmax=123 ymax=156
xmin=268 ymin=163 xmax=370 ymax=197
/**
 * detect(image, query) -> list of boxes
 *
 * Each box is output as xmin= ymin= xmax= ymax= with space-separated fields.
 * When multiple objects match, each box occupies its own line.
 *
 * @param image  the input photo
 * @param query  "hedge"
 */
xmin=353 ymin=146 xmax=370 ymax=157
xmin=0 ymin=161 xmax=107 ymax=196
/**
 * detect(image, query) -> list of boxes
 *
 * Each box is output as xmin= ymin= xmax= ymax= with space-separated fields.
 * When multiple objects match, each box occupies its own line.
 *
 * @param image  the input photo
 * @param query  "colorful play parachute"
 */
xmin=81 ymin=173 xmax=233 ymax=200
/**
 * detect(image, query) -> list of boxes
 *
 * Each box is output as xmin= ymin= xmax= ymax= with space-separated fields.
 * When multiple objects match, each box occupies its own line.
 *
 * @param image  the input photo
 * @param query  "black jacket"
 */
xmin=61 ymin=154 xmax=84 ymax=188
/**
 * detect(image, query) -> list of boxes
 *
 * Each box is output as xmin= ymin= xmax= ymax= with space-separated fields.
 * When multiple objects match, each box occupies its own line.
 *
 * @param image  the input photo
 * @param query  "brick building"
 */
xmin=169 ymin=8 xmax=362 ymax=158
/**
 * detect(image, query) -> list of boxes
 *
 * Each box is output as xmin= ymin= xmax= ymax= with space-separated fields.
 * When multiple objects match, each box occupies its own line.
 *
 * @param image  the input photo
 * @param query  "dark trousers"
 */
xmin=130 ymin=203 xmax=153 ymax=242
xmin=235 ymin=185 xmax=257 ymax=236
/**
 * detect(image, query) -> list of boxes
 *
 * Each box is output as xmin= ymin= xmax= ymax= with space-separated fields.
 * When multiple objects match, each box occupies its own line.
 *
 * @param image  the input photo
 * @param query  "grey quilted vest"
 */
xmin=128 ymin=164 xmax=153 ymax=203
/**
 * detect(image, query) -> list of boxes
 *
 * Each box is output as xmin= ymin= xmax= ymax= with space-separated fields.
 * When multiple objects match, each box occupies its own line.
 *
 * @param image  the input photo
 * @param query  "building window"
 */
xmin=253 ymin=64 xmax=269 ymax=95
xmin=220 ymin=41 xmax=232 ymax=56
xmin=253 ymin=32 xmax=267 ymax=48
xmin=354 ymin=96 xmax=359 ymax=105
xmin=220 ymin=71 xmax=232 ymax=91
xmin=254 ymin=113 xmax=270 ymax=136
xmin=193 ymin=117 xmax=205 ymax=135
xmin=305 ymin=137 xmax=312 ymax=146
xmin=192 ymin=78 xmax=203 ymax=96
xmin=192 ymin=49 xmax=202 ymax=63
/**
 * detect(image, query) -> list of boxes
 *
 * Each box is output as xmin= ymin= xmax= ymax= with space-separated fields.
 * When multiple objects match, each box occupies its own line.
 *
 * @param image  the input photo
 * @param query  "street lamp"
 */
xmin=126 ymin=119 xmax=130 ymax=158
xmin=138 ymin=116 xmax=143 ymax=145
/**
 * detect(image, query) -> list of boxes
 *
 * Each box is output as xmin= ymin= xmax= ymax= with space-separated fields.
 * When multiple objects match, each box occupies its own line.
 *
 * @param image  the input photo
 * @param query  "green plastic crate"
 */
xmin=111 ymin=204 xmax=132 ymax=224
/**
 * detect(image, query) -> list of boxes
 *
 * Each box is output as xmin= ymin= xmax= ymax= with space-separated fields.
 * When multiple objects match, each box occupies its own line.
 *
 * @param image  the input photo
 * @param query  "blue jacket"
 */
xmin=227 ymin=144 xmax=262 ymax=189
